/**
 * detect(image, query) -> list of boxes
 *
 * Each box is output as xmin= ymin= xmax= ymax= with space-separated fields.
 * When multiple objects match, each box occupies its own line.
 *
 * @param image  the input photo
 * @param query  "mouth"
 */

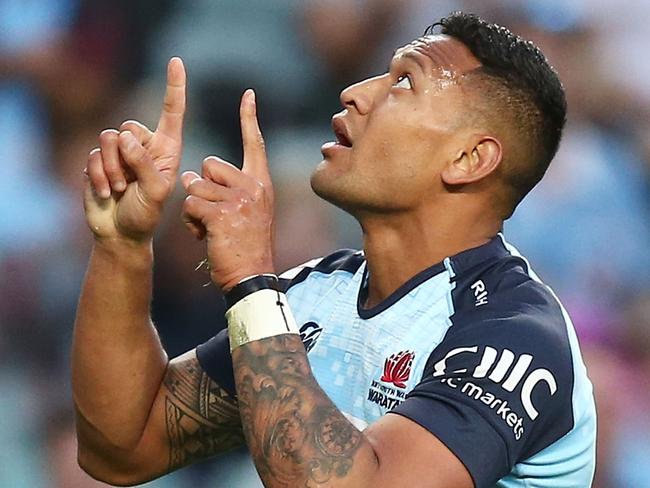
xmin=331 ymin=116 xmax=353 ymax=148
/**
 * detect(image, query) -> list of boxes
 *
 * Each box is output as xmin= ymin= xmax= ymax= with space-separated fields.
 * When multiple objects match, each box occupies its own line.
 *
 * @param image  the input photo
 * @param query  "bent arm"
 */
xmin=72 ymin=239 xmax=243 ymax=485
xmin=232 ymin=334 xmax=473 ymax=488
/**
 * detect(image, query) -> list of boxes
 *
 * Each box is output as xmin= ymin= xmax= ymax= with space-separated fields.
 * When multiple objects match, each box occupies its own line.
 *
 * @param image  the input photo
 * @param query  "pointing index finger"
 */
xmin=157 ymin=57 xmax=186 ymax=139
xmin=240 ymin=89 xmax=269 ymax=181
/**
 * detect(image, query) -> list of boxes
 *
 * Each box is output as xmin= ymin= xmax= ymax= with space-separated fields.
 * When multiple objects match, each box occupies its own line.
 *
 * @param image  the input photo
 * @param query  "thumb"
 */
xmin=118 ymin=131 xmax=167 ymax=198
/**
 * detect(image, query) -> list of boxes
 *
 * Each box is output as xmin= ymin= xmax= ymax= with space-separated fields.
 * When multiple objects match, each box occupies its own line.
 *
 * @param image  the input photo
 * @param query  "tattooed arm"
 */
xmin=233 ymin=334 xmax=473 ymax=488
xmin=160 ymin=350 xmax=243 ymax=471
xmin=76 ymin=346 xmax=244 ymax=485
xmin=72 ymin=241 xmax=243 ymax=486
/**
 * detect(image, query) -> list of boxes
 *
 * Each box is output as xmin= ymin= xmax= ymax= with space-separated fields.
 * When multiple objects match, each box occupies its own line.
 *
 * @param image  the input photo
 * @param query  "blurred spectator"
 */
xmin=147 ymin=0 xmax=325 ymax=162
xmin=1 ymin=1 xmax=649 ymax=486
xmin=487 ymin=5 xmax=650 ymax=333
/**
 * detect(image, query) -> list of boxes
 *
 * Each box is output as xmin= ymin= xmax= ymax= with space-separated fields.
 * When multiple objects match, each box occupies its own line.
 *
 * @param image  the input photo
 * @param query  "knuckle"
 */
xmin=163 ymin=99 xmax=175 ymax=114
xmin=187 ymin=178 xmax=201 ymax=192
xmin=202 ymin=157 xmax=217 ymax=172
xmin=252 ymin=181 xmax=266 ymax=199
xmin=188 ymin=179 xmax=208 ymax=196
xmin=123 ymin=142 xmax=147 ymax=164
xmin=183 ymin=195 xmax=198 ymax=212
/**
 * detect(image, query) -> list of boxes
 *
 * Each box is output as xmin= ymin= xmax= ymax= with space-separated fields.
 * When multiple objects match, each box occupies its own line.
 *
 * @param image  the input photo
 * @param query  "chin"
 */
xmin=310 ymin=168 xmax=372 ymax=218
xmin=310 ymin=164 xmax=337 ymax=202
xmin=311 ymin=165 xmax=352 ymax=209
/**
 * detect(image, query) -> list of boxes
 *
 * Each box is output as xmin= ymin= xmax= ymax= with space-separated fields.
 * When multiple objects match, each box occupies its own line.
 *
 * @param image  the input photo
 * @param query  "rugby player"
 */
xmin=73 ymin=12 xmax=596 ymax=488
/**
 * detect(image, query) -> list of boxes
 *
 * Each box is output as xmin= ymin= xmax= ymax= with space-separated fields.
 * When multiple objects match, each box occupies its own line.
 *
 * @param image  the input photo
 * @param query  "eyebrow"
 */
xmin=399 ymin=51 xmax=428 ymax=76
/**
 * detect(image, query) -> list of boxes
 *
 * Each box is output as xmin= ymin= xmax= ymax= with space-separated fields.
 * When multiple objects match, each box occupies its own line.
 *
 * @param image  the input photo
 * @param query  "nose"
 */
xmin=339 ymin=75 xmax=384 ymax=116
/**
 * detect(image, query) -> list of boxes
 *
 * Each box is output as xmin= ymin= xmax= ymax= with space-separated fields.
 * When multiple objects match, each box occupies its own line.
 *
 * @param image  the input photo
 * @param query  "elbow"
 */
xmin=77 ymin=445 xmax=157 ymax=487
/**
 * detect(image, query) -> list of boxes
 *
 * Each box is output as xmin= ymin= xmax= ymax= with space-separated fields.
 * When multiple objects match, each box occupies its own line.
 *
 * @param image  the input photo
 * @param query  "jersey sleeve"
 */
xmin=391 ymin=301 xmax=575 ymax=488
xmin=196 ymin=328 xmax=236 ymax=397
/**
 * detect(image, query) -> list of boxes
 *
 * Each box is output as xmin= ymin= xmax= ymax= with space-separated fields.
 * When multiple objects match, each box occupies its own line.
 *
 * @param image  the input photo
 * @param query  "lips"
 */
xmin=331 ymin=116 xmax=353 ymax=148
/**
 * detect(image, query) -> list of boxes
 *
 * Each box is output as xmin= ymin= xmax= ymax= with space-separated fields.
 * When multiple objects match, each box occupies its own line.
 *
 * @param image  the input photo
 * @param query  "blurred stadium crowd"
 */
xmin=1 ymin=0 xmax=649 ymax=486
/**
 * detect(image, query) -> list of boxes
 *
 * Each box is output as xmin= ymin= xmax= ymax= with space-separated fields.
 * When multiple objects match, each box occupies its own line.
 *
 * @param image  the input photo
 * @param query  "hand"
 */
xmin=83 ymin=57 xmax=186 ymax=243
xmin=181 ymin=90 xmax=275 ymax=291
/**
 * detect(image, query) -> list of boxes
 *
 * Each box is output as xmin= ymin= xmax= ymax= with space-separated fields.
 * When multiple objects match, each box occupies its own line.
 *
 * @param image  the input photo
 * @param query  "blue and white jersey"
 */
xmin=197 ymin=234 xmax=596 ymax=487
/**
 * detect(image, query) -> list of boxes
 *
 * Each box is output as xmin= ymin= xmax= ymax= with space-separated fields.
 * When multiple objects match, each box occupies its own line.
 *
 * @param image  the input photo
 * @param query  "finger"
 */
xmin=87 ymin=148 xmax=111 ymax=199
xmin=99 ymin=129 xmax=127 ymax=192
xmin=120 ymin=120 xmax=153 ymax=146
xmin=182 ymin=213 xmax=206 ymax=240
xmin=185 ymin=176 xmax=236 ymax=202
xmin=83 ymin=177 xmax=95 ymax=208
xmin=240 ymin=89 xmax=270 ymax=182
xmin=182 ymin=195 xmax=215 ymax=239
xmin=118 ymin=131 xmax=165 ymax=197
xmin=83 ymin=177 xmax=102 ymax=218
xmin=181 ymin=170 xmax=201 ymax=191
xmin=156 ymin=57 xmax=186 ymax=139
xmin=202 ymin=156 xmax=253 ymax=190
xmin=182 ymin=195 xmax=213 ymax=221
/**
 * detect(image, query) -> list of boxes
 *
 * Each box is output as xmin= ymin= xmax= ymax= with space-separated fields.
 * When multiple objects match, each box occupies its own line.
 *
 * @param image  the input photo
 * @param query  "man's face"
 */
xmin=311 ymin=35 xmax=482 ymax=214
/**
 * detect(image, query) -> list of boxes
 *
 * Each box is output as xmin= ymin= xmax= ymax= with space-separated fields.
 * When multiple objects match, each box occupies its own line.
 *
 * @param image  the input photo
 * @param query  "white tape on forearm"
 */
xmin=226 ymin=288 xmax=299 ymax=351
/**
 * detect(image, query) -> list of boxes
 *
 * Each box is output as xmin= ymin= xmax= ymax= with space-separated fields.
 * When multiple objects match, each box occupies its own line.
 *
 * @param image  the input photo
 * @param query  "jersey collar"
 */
xmin=357 ymin=233 xmax=510 ymax=319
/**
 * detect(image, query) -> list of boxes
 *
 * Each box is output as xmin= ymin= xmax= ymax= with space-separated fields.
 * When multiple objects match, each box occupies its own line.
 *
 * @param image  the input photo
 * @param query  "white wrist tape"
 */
xmin=226 ymin=288 xmax=299 ymax=351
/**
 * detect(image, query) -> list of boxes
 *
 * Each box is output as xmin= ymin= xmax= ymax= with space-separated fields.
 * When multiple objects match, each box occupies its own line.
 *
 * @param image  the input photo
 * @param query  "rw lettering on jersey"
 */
xmin=433 ymin=346 xmax=558 ymax=439
xmin=470 ymin=280 xmax=489 ymax=307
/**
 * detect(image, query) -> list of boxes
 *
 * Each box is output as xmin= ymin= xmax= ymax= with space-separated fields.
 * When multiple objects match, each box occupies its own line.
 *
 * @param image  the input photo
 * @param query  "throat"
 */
xmin=360 ymin=224 xmax=498 ymax=310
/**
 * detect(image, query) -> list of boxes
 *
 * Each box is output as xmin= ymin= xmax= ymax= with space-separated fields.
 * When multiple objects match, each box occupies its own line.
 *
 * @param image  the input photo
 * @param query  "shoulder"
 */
xmin=279 ymin=249 xmax=365 ymax=292
xmin=416 ymin=242 xmax=579 ymax=457
xmin=449 ymin=245 xmax=568 ymax=350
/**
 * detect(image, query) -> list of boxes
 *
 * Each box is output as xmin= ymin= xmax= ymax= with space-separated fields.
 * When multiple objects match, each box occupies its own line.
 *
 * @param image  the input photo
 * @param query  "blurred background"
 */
xmin=1 ymin=0 xmax=648 ymax=486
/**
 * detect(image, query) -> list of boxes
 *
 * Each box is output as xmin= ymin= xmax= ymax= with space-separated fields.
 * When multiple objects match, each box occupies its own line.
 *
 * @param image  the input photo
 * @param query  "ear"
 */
xmin=441 ymin=136 xmax=502 ymax=186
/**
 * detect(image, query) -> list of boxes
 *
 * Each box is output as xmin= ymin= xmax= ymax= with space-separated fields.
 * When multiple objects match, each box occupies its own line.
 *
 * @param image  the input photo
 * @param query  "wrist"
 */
xmin=225 ymin=275 xmax=299 ymax=351
xmin=92 ymin=236 xmax=154 ymax=268
xmin=215 ymin=260 xmax=276 ymax=293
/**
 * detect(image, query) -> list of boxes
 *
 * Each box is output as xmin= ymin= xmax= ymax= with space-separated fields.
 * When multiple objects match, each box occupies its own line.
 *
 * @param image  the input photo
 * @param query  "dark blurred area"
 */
xmin=0 ymin=0 xmax=648 ymax=486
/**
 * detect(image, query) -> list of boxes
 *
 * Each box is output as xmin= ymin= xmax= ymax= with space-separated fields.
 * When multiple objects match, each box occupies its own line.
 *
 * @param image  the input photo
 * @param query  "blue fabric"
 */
xmin=197 ymin=236 xmax=596 ymax=487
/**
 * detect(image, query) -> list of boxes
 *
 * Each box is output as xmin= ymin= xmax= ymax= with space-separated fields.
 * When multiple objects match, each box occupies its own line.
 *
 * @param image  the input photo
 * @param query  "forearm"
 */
xmin=72 ymin=238 xmax=167 ymax=450
xmin=232 ymin=334 xmax=379 ymax=487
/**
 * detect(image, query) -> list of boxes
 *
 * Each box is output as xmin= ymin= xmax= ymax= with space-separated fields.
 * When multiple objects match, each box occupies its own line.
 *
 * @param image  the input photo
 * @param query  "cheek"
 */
xmin=357 ymin=113 xmax=436 ymax=178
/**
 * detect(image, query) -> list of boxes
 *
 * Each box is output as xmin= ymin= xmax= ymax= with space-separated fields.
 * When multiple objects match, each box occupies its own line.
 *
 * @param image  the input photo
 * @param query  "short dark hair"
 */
xmin=426 ymin=12 xmax=567 ymax=213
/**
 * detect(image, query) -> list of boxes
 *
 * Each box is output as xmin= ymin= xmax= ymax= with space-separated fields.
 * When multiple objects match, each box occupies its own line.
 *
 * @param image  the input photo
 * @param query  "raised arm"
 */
xmin=72 ymin=58 xmax=244 ymax=486
xmin=180 ymin=90 xmax=474 ymax=487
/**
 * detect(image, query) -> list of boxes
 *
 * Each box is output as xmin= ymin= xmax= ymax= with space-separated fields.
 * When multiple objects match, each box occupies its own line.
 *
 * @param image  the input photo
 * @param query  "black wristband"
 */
xmin=225 ymin=274 xmax=281 ymax=309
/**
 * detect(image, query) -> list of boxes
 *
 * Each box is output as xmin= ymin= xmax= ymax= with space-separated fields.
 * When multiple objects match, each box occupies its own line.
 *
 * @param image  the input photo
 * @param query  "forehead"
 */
xmin=394 ymin=34 xmax=481 ymax=76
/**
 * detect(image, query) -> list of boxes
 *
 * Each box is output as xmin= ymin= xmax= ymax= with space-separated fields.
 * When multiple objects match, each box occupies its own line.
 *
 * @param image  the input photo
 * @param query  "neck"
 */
xmin=359 ymin=202 xmax=501 ymax=308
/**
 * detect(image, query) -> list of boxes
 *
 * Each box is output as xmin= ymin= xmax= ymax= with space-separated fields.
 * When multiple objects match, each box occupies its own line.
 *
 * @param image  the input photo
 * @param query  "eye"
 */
xmin=393 ymin=74 xmax=413 ymax=90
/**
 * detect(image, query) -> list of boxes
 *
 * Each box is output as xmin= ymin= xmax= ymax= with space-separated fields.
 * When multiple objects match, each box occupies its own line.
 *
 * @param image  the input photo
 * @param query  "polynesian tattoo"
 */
xmin=232 ymin=334 xmax=365 ymax=487
xmin=163 ymin=355 xmax=244 ymax=470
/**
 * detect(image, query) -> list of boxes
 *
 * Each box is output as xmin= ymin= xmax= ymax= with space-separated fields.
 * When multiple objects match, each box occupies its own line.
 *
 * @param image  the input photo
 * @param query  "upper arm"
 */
xmin=79 ymin=348 xmax=244 ymax=485
xmin=156 ymin=349 xmax=245 ymax=472
xmin=364 ymin=414 xmax=474 ymax=488
xmin=384 ymin=306 xmax=575 ymax=487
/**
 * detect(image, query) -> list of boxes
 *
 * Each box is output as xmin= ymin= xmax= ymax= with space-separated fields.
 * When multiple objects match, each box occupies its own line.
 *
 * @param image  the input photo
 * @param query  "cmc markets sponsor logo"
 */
xmin=368 ymin=351 xmax=414 ymax=410
xmin=433 ymin=346 xmax=558 ymax=441
xmin=299 ymin=322 xmax=322 ymax=353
